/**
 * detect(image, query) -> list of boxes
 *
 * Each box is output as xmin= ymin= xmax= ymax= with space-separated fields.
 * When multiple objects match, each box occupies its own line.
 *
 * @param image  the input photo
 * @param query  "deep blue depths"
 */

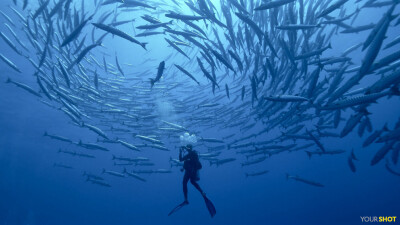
xmin=0 ymin=1 xmax=400 ymax=225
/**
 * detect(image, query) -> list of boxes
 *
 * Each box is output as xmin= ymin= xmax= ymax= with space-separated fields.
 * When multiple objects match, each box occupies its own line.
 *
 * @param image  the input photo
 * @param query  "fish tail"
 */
xmin=43 ymin=131 xmax=48 ymax=136
xmin=141 ymin=42 xmax=148 ymax=50
xmin=102 ymin=168 xmax=105 ymax=174
xmin=149 ymin=78 xmax=154 ymax=88
xmin=245 ymin=173 xmax=248 ymax=178
xmin=5 ymin=77 xmax=11 ymax=83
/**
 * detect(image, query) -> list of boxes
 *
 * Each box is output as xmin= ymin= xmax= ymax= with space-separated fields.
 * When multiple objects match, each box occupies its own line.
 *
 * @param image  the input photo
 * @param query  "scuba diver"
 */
xmin=180 ymin=144 xmax=204 ymax=202
xmin=168 ymin=144 xmax=216 ymax=218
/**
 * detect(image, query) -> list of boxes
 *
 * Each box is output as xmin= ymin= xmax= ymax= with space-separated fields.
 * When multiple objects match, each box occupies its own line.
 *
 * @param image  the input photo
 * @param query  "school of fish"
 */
xmin=1 ymin=0 xmax=400 ymax=188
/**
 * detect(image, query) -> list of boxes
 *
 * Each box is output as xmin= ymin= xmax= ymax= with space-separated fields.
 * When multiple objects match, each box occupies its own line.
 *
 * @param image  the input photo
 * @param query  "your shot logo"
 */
xmin=361 ymin=216 xmax=397 ymax=223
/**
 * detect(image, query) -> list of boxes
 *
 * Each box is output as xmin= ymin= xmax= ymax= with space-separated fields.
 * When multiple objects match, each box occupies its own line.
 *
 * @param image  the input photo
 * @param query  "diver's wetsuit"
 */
xmin=179 ymin=149 xmax=204 ymax=201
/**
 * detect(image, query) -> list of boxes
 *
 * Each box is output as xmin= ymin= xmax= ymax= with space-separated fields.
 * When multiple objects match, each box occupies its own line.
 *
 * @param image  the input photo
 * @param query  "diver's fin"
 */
xmin=168 ymin=201 xmax=188 ymax=216
xmin=203 ymin=195 xmax=216 ymax=218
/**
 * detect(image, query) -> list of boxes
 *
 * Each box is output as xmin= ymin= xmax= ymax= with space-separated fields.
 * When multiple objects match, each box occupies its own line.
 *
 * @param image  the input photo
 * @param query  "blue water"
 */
xmin=1 ymin=0 xmax=400 ymax=225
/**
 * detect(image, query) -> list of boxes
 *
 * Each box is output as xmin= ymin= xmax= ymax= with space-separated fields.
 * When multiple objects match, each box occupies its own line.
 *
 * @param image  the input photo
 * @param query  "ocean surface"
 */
xmin=0 ymin=0 xmax=399 ymax=225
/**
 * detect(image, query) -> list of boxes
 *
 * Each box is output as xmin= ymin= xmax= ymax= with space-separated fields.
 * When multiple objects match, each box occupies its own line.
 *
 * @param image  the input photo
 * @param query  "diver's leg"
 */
xmin=190 ymin=177 xmax=205 ymax=196
xmin=182 ymin=172 xmax=190 ymax=201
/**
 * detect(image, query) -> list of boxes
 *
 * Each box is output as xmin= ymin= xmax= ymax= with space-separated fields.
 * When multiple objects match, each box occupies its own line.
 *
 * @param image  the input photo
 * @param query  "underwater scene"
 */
xmin=0 ymin=0 xmax=400 ymax=224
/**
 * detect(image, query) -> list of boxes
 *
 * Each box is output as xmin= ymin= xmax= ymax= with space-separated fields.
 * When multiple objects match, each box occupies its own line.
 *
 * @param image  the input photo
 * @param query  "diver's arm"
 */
xmin=180 ymin=154 xmax=190 ymax=162
xmin=179 ymin=147 xmax=189 ymax=161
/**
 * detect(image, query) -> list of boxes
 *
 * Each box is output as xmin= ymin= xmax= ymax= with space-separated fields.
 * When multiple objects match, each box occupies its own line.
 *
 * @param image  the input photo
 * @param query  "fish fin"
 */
xmin=306 ymin=151 xmax=312 ymax=159
xmin=390 ymin=86 xmax=400 ymax=96
xmin=383 ymin=123 xmax=389 ymax=131
xmin=87 ymin=13 xmax=95 ymax=20
xmin=390 ymin=14 xmax=399 ymax=21
xmin=5 ymin=77 xmax=11 ymax=83
xmin=315 ymin=104 xmax=322 ymax=115
xmin=351 ymin=149 xmax=358 ymax=161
